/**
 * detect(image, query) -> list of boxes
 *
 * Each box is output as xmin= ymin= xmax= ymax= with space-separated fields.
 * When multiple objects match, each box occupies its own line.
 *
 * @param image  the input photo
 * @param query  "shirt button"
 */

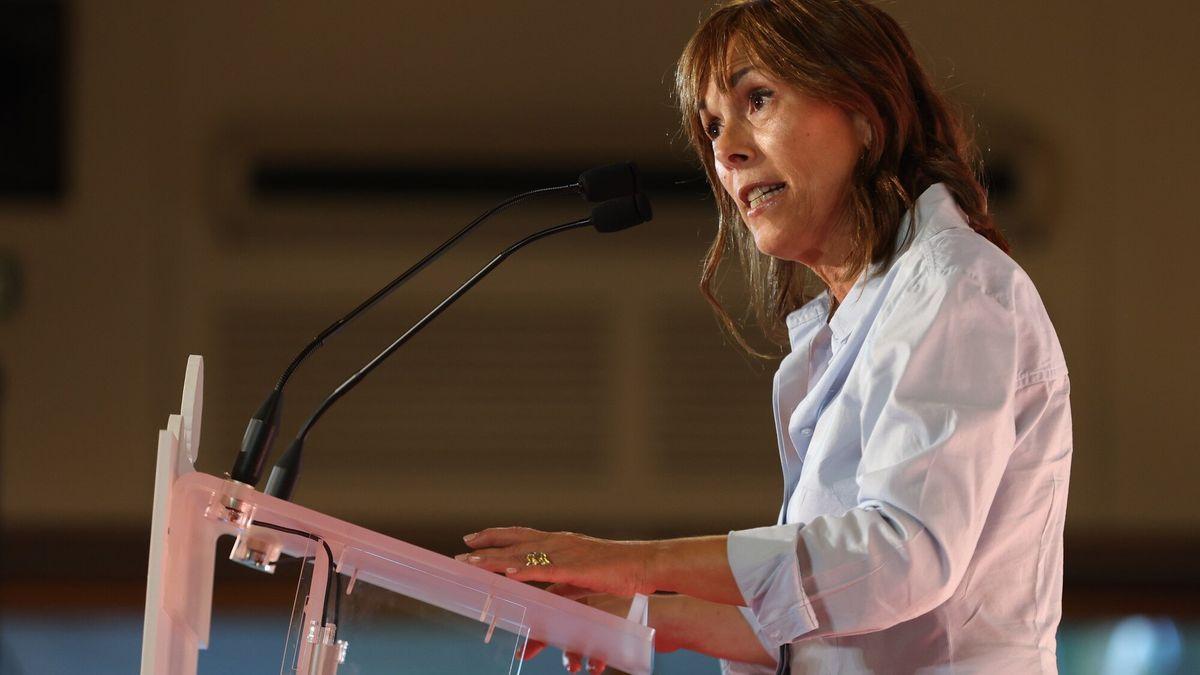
xmin=800 ymin=427 xmax=813 ymax=437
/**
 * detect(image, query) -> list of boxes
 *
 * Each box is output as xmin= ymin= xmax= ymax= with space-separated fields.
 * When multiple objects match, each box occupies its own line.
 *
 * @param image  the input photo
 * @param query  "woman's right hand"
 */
xmin=518 ymin=584 xmax=674 ymax=673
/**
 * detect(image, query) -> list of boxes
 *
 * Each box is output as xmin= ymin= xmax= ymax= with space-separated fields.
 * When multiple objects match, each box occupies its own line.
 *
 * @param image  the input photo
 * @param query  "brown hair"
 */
xmin=675 ymin=0 xmax=1009 ymax=355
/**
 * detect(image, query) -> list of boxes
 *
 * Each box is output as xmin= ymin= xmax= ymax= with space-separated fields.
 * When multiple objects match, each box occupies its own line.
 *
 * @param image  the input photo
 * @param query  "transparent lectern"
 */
xmin=140 ymin=356 xmax=654 ymax=674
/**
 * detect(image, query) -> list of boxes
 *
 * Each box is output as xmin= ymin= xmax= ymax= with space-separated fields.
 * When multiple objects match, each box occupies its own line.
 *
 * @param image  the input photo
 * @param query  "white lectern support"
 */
xmin=140 ymin=356 xmax=654 ymax=674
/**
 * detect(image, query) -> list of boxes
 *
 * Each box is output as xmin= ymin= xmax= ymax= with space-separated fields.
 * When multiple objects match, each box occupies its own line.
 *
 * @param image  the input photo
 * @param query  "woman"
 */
xmin=457 ymin=1 xmax=1071 ymax=673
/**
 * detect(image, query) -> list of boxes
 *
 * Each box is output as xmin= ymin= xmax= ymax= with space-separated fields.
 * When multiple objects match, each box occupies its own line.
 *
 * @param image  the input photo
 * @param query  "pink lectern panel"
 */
xmin=140 ymin=356 xmax=654 ymax=675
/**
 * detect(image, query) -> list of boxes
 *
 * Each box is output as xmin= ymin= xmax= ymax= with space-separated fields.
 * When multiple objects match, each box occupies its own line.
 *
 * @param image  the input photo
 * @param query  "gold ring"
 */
xmin=524 ymin=551 xmax=553 ymax=567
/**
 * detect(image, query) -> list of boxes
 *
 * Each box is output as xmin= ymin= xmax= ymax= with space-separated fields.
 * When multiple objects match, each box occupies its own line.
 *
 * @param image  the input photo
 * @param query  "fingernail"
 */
xmin=506 ymin=567 xmax=519 ymax=574
xmin=464 ymin=532 xmax=478 ymax=542
xmin=453 ymin=553 xmax=467 ymax=561
xmin=469 ymin=555 xmax=482 ymax=563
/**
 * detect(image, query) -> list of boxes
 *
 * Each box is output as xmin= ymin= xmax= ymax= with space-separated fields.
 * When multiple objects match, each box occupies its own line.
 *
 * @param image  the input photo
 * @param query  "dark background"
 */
xmin=1 ymin=1 xmax=1198 ymax=673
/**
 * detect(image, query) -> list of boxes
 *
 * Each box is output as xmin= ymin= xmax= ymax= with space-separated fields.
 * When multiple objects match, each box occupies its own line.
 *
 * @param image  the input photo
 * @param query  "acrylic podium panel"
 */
xmin=292 ymin=563 xmax=535 ymax=673
xmin=141 ymin=356 xmax=654 ymax=675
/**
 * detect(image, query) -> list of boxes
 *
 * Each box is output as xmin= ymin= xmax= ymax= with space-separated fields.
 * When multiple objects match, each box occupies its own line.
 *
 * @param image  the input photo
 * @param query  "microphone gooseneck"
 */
xmin=264 ymin=193 xmax=653 ymax=501
xmin=230 ymin=163 xmax=641 ymax=488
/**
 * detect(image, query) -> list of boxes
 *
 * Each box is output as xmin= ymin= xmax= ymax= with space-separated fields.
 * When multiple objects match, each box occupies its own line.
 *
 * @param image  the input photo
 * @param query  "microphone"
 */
xmin=577 ymin=162 xmax=639 ymax=202
xmin=229 ymin=163 xmax=641 ymax=488
xmin=592 ymin=192 xmax=652 ymax=233
xmin=263 ymin=193 xmax=652 ymax=501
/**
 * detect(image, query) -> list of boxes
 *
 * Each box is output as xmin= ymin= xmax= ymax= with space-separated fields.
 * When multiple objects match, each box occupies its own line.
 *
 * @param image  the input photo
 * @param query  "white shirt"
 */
xmin=721 ymin=184 xmax=1072 ymax=674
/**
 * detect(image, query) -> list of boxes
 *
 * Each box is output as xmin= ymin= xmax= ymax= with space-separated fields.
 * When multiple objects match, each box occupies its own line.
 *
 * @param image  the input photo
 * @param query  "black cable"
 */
xmin=254 ymin=521 xmax=339 ymax=627
xmin=292 ymin=217 xmax=591 ymax=444
xmin=274 ymin=183 xmax=578 ymax=390
xmin=265 ymin=192 xmax=651 ymax=501
xmin=275 ymin=553 xmax=341 ymax=630
xmin=235 ymin=168 xmax=638 ymax=489
xmin=232 ymin=185 xmax=579 ymax=489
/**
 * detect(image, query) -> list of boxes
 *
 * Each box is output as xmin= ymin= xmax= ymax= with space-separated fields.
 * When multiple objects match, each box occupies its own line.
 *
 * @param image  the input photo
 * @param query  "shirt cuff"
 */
xmin=727 ymin=524 xmax=819 ymax=645
xmin=735 ymin=605 xmax=779 ymax=658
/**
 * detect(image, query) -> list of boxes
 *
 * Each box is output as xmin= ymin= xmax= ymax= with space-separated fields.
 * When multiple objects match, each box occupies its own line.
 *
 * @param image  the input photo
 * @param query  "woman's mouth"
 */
xmin=746 ymin=183 xmax=787 ymax=216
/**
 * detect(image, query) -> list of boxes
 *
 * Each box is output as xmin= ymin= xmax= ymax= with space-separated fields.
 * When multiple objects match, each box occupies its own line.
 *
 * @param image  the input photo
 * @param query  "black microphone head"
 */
xmin=578 ymin=162 xmax=639 ymax=202
xmin=591 ymin=193 xmax=653 ymax=233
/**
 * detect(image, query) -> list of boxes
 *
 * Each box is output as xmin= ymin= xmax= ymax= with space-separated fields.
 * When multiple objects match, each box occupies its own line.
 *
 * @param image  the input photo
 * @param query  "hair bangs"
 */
xmin=675 ymin=6 xmax=752 ymax=149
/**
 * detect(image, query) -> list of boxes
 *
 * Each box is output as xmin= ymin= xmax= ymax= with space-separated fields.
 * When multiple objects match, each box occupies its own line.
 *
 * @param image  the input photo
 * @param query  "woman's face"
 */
xmin=700 ymin=57 xmax=868 ymax=266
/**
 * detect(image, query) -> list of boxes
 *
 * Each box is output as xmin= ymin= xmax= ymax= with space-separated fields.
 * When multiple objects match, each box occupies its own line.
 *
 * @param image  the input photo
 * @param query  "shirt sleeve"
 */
xmin=727 ymin=262 xmax=1020 ymax=644
xmin=715 ymin=605 xmax=782 ymax=674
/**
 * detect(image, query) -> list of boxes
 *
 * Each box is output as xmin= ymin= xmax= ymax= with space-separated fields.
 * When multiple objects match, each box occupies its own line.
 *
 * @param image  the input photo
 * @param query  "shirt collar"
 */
xmin=784 ymin=292 xmax=830 ymax=351
xmin=783 ymin=182 xmax=963 ymax=346
xmin=826 ymin=268 xmax=880 ymax=342
xmin=906 ymin=182 xmax=967 ymax=246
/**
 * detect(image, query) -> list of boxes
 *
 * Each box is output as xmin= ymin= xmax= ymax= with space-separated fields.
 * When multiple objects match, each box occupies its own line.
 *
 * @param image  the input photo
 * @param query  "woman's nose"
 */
xmin=714 ymin=123 xmax=755 ymax=169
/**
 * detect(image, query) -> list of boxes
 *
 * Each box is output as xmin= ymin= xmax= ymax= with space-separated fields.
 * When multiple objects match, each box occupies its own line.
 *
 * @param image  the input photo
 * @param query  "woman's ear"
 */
xmin=852 ymin=111 xmax=873 ymax=150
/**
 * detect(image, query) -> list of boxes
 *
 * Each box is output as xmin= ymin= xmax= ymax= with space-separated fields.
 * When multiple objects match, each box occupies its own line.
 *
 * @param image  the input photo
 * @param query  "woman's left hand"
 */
xmin=455 ymin=526 xmax=658 ymax=597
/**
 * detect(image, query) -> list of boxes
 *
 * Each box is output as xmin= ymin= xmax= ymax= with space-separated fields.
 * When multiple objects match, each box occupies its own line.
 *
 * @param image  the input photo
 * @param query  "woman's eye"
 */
xmin=749 ymin=89 xmax=773 ymax=112
xmin=705 ymin=120 xmax=722 ymax=139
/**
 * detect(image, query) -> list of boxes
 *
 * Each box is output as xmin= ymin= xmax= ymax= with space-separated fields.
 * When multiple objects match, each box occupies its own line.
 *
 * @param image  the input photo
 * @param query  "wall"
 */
xmin=1 ymin=1 xmax=1197 ymax=590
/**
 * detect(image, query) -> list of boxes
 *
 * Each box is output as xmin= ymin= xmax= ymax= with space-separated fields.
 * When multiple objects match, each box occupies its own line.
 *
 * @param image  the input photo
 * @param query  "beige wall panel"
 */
xmin=1 ymin=1 xmax=1197 ymax=540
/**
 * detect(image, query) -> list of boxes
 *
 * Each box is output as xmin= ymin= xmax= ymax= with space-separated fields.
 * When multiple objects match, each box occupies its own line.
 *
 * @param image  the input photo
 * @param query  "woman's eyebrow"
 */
xmin=727 ymin=66 xmax=754 ymax=88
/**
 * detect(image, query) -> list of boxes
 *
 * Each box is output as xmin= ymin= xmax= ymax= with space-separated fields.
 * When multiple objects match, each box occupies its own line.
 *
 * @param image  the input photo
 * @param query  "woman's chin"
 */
xmin=750 ymin=226 xmax=801 ymax=261
xmin=748 ymin=219 xmax=826 ymax=264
